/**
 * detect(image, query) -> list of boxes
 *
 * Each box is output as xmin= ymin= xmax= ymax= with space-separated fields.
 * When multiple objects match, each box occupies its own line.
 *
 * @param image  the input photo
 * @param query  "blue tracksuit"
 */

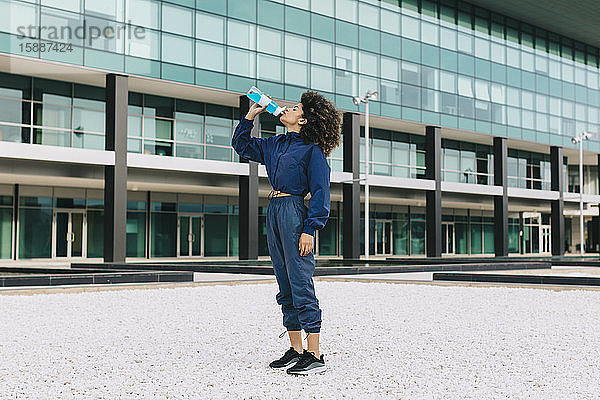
xmin=232 ymin=117 xmax=330 ymax=333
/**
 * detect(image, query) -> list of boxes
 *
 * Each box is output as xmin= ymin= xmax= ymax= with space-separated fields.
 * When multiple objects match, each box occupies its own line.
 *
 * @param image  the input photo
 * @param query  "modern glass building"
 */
xmin=0 ymin=0 xmax=599 ymax=261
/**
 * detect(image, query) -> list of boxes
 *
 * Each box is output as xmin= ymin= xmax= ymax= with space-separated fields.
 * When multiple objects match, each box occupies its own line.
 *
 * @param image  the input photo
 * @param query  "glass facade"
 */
xmin=0 ymin=1 xmax=598 ymax=260
xmin=0 ymin=0 xmax=600 ymax=152
xmin=1 ymin=0 xmax=598 ymax=151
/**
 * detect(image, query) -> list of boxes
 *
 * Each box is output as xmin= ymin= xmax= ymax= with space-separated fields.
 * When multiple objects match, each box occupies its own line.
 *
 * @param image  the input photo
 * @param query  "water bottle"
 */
xmin=246 ymin=86 xmax=286 ymax=116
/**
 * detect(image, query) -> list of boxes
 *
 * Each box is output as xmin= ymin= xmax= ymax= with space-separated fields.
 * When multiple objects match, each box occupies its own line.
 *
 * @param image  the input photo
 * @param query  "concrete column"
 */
xmin=551 ymin=146 xmax=564 ymax=256
xmin=238 ymin=96 xmax=259 ymax=260
xmin=425 ymin=126 xmax=442 ymax=258
xmin=493 ymin=137 xmax=508 ymax=257
xmin=342 ymin=112 xmax=361 ymax=259
xmin=104 ymin=74 xmax=128 ymax=263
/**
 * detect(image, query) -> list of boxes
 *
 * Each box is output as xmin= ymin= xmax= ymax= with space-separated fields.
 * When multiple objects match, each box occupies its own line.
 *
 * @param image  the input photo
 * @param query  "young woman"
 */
xmin=232 ymin=91 xmax=341 ymax=375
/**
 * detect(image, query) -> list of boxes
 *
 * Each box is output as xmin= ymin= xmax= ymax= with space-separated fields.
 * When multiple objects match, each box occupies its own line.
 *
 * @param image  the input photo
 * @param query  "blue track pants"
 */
xmin=266 ymin=196 xmax=322 ymax=333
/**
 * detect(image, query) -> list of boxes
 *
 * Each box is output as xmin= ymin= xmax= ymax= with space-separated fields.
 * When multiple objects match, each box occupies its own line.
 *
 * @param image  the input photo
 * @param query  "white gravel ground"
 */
xmin=1 ymin=281 xmax=599 ymax=399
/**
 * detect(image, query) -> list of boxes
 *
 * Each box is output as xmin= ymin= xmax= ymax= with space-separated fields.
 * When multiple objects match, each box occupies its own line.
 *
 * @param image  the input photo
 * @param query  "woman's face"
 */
xmin=279 ymin=102 xmax=306 ymax=128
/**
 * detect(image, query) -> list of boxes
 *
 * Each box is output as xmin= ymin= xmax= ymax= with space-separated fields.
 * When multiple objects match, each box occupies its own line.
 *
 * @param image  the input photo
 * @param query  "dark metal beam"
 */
xmin=12 ymin=184 xmax=18 ymax=260
xmin=493 ymin=137 xmax=508 ymax=257
xmin=551 ymin=146 xmax=565 ymax=256
xmin=425 ymin=126 xmax=441 ymax=258
xmin=104 ymin=74 xmax=128 ymax=263
xmin=342 ymin=112 xmax=361 ymax=259
xmin=238 ymin=96 xmax=259 ymax=260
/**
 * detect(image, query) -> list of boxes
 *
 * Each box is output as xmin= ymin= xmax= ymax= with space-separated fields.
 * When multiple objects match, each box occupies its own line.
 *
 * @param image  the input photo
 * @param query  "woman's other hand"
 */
xmin=298 ymin=233 xmax=313 ymax=256
xmin=245 ymin=94 xmax=272 ymax=120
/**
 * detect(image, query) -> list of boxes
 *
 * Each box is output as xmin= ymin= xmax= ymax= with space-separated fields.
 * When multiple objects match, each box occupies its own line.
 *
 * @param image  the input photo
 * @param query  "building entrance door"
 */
xmin=442 ymin=222 xmax=455 ymax=255
xmin=178 ymin=214 xmax=203 ymax=257
xmin=540 ymin=225 xmax=551 ymax=254
xmin=375 ymin=220 xmax=393 ymax=255
xmin=53 ymin=210 xmax=86 ymax=259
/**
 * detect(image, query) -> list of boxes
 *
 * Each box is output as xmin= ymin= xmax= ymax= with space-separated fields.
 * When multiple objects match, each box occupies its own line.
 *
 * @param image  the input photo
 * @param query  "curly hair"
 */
xmin=299 ymin=91 xmax=342 ymax=157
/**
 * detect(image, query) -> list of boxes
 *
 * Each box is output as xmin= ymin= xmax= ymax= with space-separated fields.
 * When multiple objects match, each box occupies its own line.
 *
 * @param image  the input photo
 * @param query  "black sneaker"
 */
xmin=269 ymin=347 xmax=301 ymax=369
xmin=286 ymin=350 xmax=326 ymax=375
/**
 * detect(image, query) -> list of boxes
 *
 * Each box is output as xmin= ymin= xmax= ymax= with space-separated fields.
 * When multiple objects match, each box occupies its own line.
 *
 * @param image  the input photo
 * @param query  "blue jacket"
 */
xmin=232 ymin=117 xmax=331 ymax=236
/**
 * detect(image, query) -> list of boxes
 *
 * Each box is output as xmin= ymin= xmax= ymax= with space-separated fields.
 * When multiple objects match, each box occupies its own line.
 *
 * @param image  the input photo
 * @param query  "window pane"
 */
xmin=311 ymin=40 xmax=333 ymax=67
xmin=381 ymin=57 xmax=399 ymax=81
xmin=0 ymin=208 xmax=12 ymax=259
xmin=227 ymin=48 xmax=256 ymax=77
xmin=285 ymin=60 xmax=307 ymax=87
xmin=380 ymin=9 xmax=400 ymax=35
xmin=204 ymin=214 xmax=228 ymax=256
xmin=358 ymin=2 xmax=379 ymax=29
xmin=285 ymin=33 xmax=308 ymax=61
xmin=126 ymin=0 xmax=159 ymax=29
xmin=196 ymin=12 xmax=224 ymax=43
xmin=19 ymin=208 xmax=52 ymax=259
xmin=311 ymin=0 xmax=334 ymax=15
xmin=457 ymin=32 xmax=472 ymax=54
xmin=228 ymin=20 xmax=256 ymax=50
xmin=402 ymin=16 xmax=419 ymax=40
xmin=359 ymin=51 xmax=378 ymax=76
xmin=474 ymin=38 xmax=489 ymax=60
xmin=127 ymin=28 xmax=160 ymax=59
xmin=258 ymin=27 xmax=282 ymax=56
xmin=258 ymin=54 xmax=282 ymax=81
xmin=196 ymin=41 xmax=225 ymax=72
xmin=336 ymin=46 xmax=357 ymax=72
xmin=421 ymin=21 xmax=438 ymax=46
xmin=151 ymin=212 xmax=176 ymax=257
xmin=74 ymin=107 xmax=104 ymax=133
xmin=0 ymin=0 xmax=38 ymax=36
xmin=311 ymin=65 xmax=334 ymax=92
xmin=440 ymin=71 xmax=456 ymax=93
xmin=440 ymin=27 xmax=456 ymax=50
xmin=162 ymin=34 xmax=193 ymax=66
xmin=86 ymin=0 xmax=123 ymax=21
xmin=336 ymin=0 xmax=356 ymax=23
xmin=162 ymin=3 xmax=192 ymax=36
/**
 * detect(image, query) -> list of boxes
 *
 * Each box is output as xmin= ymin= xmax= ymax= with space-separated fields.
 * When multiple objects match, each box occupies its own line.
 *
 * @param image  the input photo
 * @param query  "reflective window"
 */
xmin=358 ymin=3 xmax=379 ymax=30
xmin=162 ymin=3 xmax=192 ymax=36
xmin=380 ymin=9 xmax=400 ymax=35
xmin=42 ymin=0 xmax=81 ymax=13
xmin=311 ymin=0 xmax=334 ymax=16
xmin=127 ymin=28 xmax=160 ymax=59
xmin=440 ymin=27 xmax=456 ymax=50
xmin=228 ymin=20 xmax=256 ymax=50
xmin=402 ymin=16 xmax=419 ymax=40
xmin=311 ymin=65 xmax=334 ymax=92
xmin=126 ymin=0 xmax=159 ymax=29
xmin=285 ymin=33 xmax=308 ymax=61
xmin=285 ymin=60 xmax=307 ymax=87
xmin=359 ymin=51 xmax=378 ymax=76
xmin=162 ymin=34 xmax=193 ymax=66
xmin=258 ymin=54 xmax=282 ymax=81
xmin=421 ymin=21 xmax=438 ymax=46
xmin=474 ymin=38 xmax=489 ymax=60
xmin=380 ymin=57 xmax=399 ymax=81
xmin=85 ymin=0 xmax=123 ymax=21
xmin=227 ymin=48 xmax=256 ymax=78
xmin=196 ymin=42 xmax=225 ymax=72
xmin=258 ymin=27 xmax=282 ymax=56
xmin=335 ymin=0 xmax=357 ymax=23
xmin=196 ymin=12 xmax=224 ymax=43
xmin=336 ymin=46 xmax=357 ymax=72
xmin=311 ymin=40 xmax=333 ymax=67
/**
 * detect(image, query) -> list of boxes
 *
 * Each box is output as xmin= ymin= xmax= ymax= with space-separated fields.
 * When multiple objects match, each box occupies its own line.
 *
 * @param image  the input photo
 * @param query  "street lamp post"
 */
xmin=571 ymin=132 xmax=592 ymax=256
xmin=353 ymin=90 xmax=378 ymax=260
